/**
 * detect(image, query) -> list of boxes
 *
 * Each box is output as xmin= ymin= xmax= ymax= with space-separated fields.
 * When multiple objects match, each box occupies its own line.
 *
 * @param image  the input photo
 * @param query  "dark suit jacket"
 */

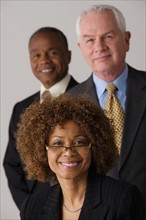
xmin=3 ymin=76 xmax=78 ymax=210
xmin=20 ymin=171 xmax=145 ymax=220
xmin=68 ymin=65 xmax=146 ymax=212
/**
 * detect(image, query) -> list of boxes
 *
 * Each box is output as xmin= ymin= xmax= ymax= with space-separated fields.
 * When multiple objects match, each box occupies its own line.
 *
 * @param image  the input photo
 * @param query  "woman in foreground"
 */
xmin=16 ymin=94 xmax=144 ymax=220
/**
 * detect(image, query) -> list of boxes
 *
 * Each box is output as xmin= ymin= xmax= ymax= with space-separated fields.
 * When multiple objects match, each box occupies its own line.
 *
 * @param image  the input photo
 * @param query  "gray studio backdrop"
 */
xmin=1 ymin=1 xmax=146 ymax=219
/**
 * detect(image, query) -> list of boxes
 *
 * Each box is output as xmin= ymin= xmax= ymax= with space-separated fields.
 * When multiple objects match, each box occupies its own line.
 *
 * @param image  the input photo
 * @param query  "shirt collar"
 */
xmin=93 ymin=65 xmax=128 ymax=98
xmin=113 ymin=65 xmax=128 ymax=94
xmin=40 ymin=74 xmax=71 ymax=98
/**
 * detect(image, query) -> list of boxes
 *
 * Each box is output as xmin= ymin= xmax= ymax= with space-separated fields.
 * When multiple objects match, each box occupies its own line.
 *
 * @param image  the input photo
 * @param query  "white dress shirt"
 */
xmin=40 ymin=74 xmax=71 ymax=103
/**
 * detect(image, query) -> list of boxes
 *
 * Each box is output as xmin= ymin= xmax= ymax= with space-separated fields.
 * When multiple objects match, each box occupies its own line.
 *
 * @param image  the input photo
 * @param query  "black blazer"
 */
xmin=20 ymin=171 xmax=145 ymax=220
xmin=68 ymin=66 xmax=146 ymax=212
xmin=3 ymin=76 xmax=78 ymax=210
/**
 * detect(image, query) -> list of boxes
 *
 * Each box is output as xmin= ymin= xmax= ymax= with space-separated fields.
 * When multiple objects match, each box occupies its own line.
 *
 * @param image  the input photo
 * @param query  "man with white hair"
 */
xmin=68 ymin=4 xmax=146 ymax=214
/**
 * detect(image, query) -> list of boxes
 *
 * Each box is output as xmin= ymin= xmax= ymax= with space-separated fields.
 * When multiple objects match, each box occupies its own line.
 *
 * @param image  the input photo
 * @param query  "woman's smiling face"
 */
xmin=46 ymin=120 xmax=91 ymax=182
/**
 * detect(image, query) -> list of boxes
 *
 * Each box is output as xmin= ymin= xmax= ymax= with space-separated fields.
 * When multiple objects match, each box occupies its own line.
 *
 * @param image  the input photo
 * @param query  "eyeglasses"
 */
xmin=45 ymin=141 xmax=91 ymax=154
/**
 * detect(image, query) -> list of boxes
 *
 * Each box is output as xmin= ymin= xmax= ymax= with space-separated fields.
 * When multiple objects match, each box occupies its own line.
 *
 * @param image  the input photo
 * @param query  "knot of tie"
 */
xmin=41 ymin=90 xmax=51 ymax=102
xmin=106 ymin=83 xmax=116 ymax=94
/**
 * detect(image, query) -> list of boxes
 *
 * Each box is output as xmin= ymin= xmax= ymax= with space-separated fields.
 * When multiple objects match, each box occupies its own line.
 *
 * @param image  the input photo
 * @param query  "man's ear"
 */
xmin=67 ymin=50 xmax=71 ymax=64
xmin=125 ymin=31 xmax=131 ymax=52
xmin=78 ymin=42 xmax=80 ymax=48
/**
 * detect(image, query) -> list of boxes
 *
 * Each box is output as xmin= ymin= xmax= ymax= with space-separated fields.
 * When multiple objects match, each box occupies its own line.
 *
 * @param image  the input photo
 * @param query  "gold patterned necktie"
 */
xmin=104 ymin=83 xmax=124 ymax=153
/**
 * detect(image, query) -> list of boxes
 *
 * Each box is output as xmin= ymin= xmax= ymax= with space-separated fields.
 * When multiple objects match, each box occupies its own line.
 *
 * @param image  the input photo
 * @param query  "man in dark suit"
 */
xmin=3 ymin=27 xmax=78 ymax=210
xmin=68 ymin=4 xmax=146 ymax=214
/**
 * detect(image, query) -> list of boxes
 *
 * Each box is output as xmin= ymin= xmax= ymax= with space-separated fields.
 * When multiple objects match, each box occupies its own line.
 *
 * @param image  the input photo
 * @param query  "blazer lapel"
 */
xmin=67 ymin=75 xmax=100 ymax=106
xmin=85 ymin=76 xmax=100 ymax=104
xmin=79 ymin=172 xmax=109 ymax=220
xmin=77 ymin=75 xmax=100 ymax=105
xmin=41 ymin=184 xmax=62 ymax=220
xmin=119 ymin=66 xmax=146 ymax=170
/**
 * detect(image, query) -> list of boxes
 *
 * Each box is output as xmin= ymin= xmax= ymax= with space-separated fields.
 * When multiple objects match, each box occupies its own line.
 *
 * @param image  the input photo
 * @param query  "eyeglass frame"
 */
xmin=45 ymin=142 xmax=91 ymax=154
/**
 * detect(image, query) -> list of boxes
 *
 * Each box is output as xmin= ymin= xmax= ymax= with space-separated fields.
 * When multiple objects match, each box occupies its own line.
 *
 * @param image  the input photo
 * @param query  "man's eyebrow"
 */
xmin=30 ymin=49 xmax=39 ymax=53
xmin=82 ymin=34 xmax=95 ymax=38
xmin=82 ymin=30 xmax=115 ymax=38
xmin=102 ymin=30 xmax=115 ymax=36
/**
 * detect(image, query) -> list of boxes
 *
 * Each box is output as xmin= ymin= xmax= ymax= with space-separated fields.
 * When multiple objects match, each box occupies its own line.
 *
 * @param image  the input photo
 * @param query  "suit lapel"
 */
xmin=79 ymin=75 xmax=100 ymax=105
xmin=119 ymin=66 xmax=146 ymax=170
xmin=30 ymin=184 xmax=62 ymax=220
xmin=34 ymin=92 xmax=40 ymax=102
xmin=66 ymin=76 xmax=78 ymax=91
xmin=43 ymin=184 xmax=62 ymax=220
xmin=85 ymin=76 xmax=100 ymax=103
xmin=79 ymin=172 xmax=110 ymax=220
xmin=67 ymin=75 xmax=99 ymax=105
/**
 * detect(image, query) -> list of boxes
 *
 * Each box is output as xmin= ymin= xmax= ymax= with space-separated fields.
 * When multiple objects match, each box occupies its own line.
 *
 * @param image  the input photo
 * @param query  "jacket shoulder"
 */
xmin=128 ymin=65 xmax=146 ymax=79
xmin=10 ymin=92 xmax=40 ymax=125
xmin=66 ymin=76 xmax=79 ymax=90
xmin=15 ymin=91 xmax=40 ymax=108
xmin=101 ymin=176 xmax=144 ymax=206
xmin=20 ymin=185 xmax=60 ymax=219
xmin=13 ymin=92 xmax=39 ymax=112
xmin=67 ymin=76 xmax=93 ymax=95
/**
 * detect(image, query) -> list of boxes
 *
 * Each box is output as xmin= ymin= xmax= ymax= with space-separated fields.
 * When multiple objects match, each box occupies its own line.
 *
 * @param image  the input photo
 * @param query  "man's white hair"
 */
xmin=76 ymin=5 xmax=126 ymax=41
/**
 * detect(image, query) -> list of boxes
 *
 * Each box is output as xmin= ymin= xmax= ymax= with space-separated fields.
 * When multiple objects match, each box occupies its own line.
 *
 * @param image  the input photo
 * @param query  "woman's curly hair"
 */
xmin=16 ymin=94 xmax=118 ymax=183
